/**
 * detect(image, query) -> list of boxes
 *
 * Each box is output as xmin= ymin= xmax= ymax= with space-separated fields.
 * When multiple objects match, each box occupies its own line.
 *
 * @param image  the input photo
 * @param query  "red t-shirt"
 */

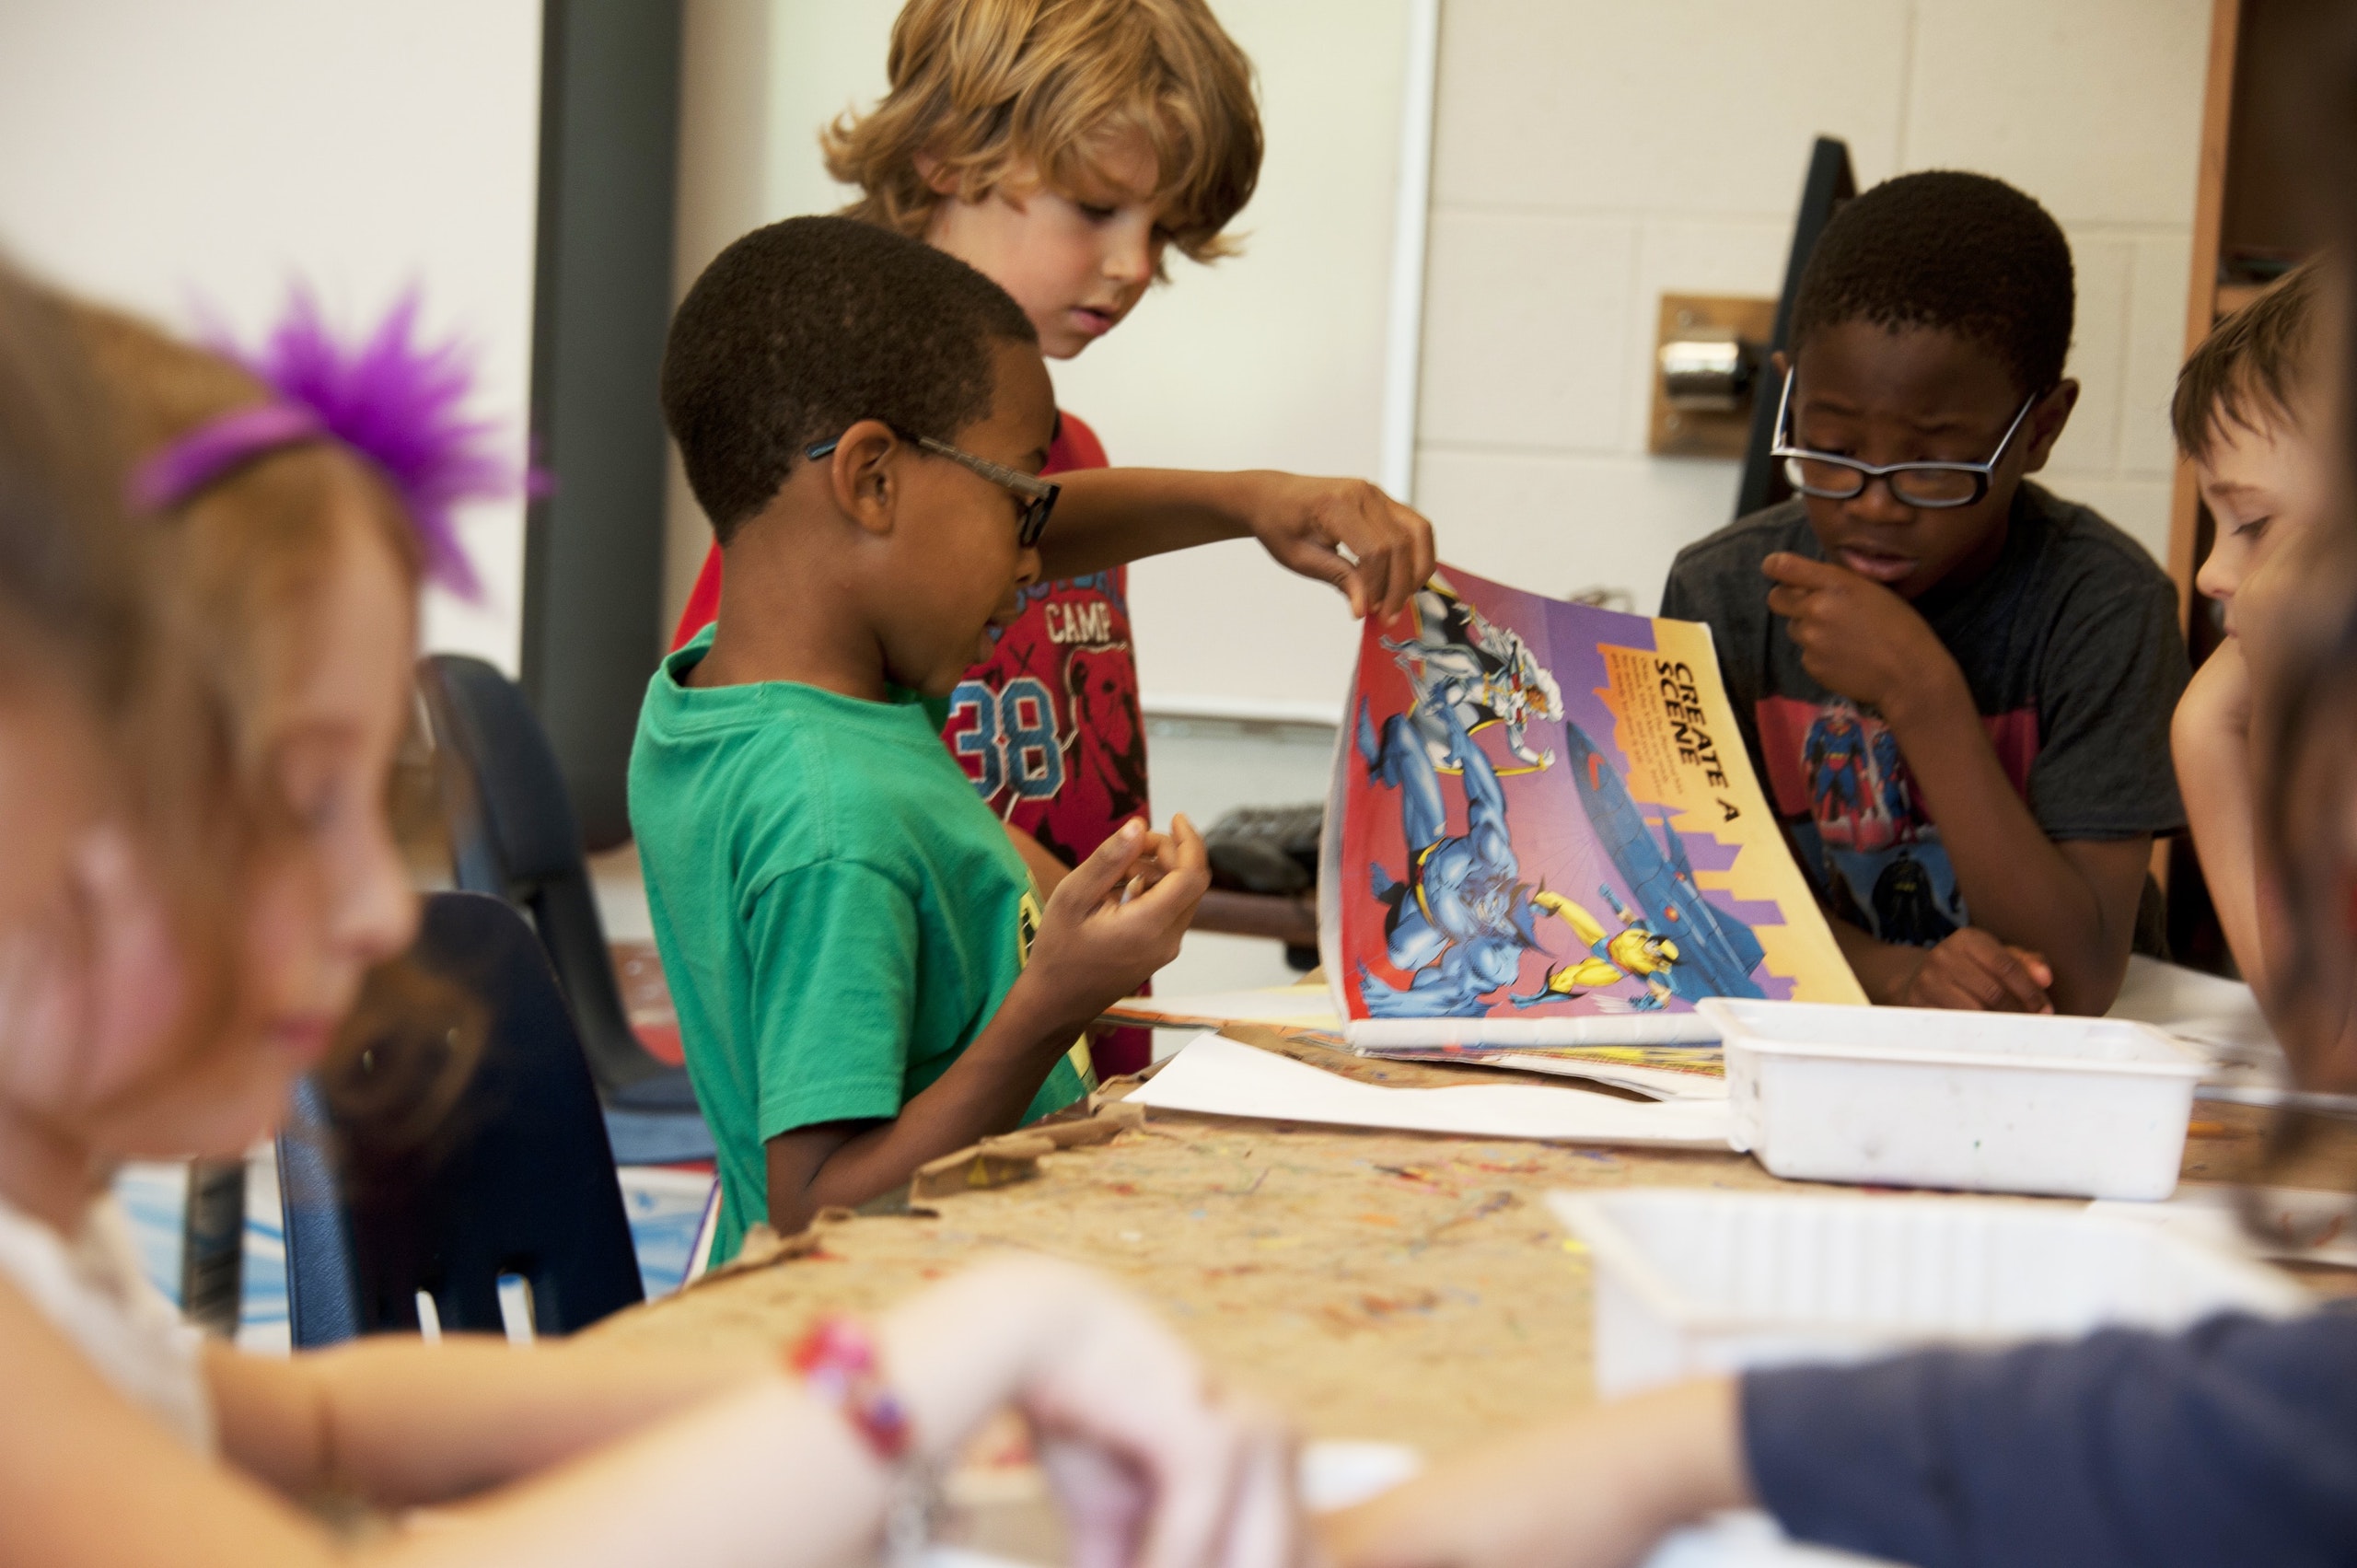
xmin=668 ymin=412 xmax=1154 ymax=1075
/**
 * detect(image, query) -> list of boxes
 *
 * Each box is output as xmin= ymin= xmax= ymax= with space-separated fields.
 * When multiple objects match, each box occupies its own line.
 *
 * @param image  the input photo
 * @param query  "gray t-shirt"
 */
xmin=1659 ymin=483 xmax=2189 ymax=947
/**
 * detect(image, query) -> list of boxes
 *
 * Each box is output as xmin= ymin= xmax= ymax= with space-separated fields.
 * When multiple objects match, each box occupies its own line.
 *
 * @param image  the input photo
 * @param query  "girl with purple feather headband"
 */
xmin=0 ymin=272 xmax=1304 ymax=1568
xmin=132 ymin=285 xmax=507 ymax=599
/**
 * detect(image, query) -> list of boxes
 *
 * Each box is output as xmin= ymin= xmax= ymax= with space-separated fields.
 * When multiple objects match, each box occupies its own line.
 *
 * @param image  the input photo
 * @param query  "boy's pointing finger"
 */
xmin=1760 ymin=551 xmax=1848 ymax=589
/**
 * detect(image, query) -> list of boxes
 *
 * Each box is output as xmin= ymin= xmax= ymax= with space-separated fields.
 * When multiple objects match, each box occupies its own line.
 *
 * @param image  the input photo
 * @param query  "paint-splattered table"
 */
xmin=589 ymin=1030 xmax=2349 ymax=1459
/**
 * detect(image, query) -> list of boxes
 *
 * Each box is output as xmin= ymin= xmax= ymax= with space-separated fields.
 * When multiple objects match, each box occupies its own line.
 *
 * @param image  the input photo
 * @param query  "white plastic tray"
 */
xmin=1700 ymin=997 xmax=2205 ymax=1199
xmin=1553 ymin=1187 xmax=2307 ymax=1399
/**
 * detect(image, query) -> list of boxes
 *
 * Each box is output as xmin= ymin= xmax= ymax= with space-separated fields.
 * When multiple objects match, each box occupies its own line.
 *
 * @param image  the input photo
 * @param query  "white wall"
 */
xmin=667 ymin=0 xmax=1418 ymax=718
xmin=0 ymin=2 xmax=544 ymax=672
xmin=1415 ymin=0 xmax=2212 ymax=612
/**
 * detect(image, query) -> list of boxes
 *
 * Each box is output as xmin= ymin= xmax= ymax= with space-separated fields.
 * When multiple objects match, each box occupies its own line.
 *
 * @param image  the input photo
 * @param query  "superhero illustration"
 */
xmin=1336 ymin=563 xmax=1865 ymax=1028
xmin=1383 ymin=577 xmax=1564 ymax=772
xmin=1756 ymin=691 xmax=1997 ymax=947
xmin=1870 ymin=849 xmax=1957 ymax=946
xmin=1803 ymin=701 xmax=1874 ymax=845
xmin=1550 ymin=722 xmax=1769 ymax=1005
xmin=1354 ymin=695 xmax=1548 ymax=1017
xmin=1355 ymin=632 xmax=1771 ymax=1017
xmin=1794 ymin=698 xmax=1929 ymax=855
xmin=1869 ymin=725 xmax=1912 ymax=821
xmin=1513 ymin=886 xmax=1682 ymax=1011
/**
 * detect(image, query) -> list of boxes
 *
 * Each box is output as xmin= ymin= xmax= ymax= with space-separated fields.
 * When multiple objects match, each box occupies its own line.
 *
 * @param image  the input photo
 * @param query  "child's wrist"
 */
xmin=1855 ymin=938 xmax=1926 ymax=1005
xmin=1875 ymin=656 xmax=1972 ymax=736
xmin=1624 ymin=1378 xmax=1751 ymax=1528
xmin=1004 ymin=962 xmax=1111 ymax=1051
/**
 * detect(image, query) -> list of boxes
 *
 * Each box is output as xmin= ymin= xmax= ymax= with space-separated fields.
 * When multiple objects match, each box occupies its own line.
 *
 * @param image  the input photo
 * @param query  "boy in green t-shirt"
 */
xmin=634 ymin=216 xmax=1208 ymax=1260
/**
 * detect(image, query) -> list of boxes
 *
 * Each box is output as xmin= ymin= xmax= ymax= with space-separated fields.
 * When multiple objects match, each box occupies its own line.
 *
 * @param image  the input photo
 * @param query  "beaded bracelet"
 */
xmin=787 ymin=1316 xmax=913 ymax=1460
xmin=788 ymin=1316 xmax=935 ymax=1568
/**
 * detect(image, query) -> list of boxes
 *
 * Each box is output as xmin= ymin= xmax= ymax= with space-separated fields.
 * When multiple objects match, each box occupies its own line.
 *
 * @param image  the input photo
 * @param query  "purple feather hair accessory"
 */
xmin=137 ymin=285 xmax=534 ymax=600
xmin=226 ymin=285 xmax=534 ymax=600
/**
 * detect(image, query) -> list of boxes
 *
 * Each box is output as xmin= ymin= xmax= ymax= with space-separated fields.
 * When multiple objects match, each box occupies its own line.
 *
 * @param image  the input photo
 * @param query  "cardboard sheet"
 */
xmin=1127 ymin=1033 xmax=1733 ymax=1147
xmin=1106 ymin=984 xmax=1342 ymax=1032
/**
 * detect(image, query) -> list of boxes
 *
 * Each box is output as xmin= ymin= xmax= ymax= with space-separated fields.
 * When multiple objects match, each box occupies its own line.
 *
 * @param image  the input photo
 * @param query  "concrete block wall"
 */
xmin=1411 ymin=0 xmax=2211 ymax=611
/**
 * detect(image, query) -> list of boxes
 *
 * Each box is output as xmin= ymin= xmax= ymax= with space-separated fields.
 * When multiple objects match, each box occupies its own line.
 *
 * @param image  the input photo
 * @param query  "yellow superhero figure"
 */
xmin=1515 ymin=886 xmax=1680 ymax=1010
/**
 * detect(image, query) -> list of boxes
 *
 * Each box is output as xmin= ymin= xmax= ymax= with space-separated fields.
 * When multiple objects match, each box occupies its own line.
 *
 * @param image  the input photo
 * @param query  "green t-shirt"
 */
xmin=628 ymin=629 xmax=1092 ymax=1263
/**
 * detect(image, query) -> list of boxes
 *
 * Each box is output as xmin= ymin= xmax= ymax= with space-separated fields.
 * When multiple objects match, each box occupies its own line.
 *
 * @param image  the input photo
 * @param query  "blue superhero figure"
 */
xmin=1803 ymin=703 xmax=1871 ymax=840
xmin=1355 ymin=695 xmax=1543 ymax=1017
xmin=1867 ymin=723 xmax=1912 ymax=824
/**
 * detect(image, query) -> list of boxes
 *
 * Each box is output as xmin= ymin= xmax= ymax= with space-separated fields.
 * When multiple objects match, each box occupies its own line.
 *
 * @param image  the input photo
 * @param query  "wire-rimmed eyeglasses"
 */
xmin=1769 ymin=367 xmax=2038 ymax=509
xmin=807 ymin=427 xmax=1059 ymax=547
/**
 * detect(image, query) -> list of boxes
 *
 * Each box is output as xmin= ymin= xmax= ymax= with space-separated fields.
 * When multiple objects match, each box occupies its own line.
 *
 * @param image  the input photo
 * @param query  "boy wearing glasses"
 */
xmin=634 ymin=218 xmax=1211 ymax=1260
xmin=1661 ymin=171 xmax=2188 ymax=1016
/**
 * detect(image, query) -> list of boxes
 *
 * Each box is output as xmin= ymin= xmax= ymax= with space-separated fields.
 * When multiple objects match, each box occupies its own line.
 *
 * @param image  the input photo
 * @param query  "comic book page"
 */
xmin=1318 ymin=565 xmax=1866 ymax=1047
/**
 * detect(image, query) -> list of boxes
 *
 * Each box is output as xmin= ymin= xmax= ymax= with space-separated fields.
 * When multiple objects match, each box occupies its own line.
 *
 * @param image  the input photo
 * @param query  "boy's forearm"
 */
xmin=1321 ymin=1376 xmax=1750 ymax=1568
xmin=769 ymin=977 xmax=1095 ymax=1233
xmin=1827 ymin=918 xmax=1926 ymax=1003
xmin=1882 ymin=672 xmax=2129 ymax=1013
xmin=2173 ymin=684 xmax=2268 ymax=994
xmin=1034 ymin=467 xmax=1254 ymax=578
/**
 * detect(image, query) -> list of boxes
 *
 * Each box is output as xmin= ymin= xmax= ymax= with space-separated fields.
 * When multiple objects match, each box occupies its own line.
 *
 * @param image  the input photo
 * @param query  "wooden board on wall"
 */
xmin=2165 ymin=0 xmax=2243 ymax=629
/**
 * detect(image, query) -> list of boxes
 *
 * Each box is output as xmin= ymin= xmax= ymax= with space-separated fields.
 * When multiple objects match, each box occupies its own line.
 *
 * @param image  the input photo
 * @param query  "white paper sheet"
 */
xmin=1127 ymin=1033 xmax=1733 ymax=1147
xmin=2106 ymin=954 xmax=2290 ymax=1091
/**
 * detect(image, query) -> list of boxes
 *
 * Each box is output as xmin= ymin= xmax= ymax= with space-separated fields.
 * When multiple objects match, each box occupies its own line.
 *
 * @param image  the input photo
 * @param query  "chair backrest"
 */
xmin=415 ymin=654 xmax=659 ymax=1094
xmin=277 ymin=892 xmax=644 ymax=1347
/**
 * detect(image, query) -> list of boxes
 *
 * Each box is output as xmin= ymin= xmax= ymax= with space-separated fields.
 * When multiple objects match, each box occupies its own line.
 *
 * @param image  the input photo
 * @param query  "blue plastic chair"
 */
xmin=277 ymin=892 xmax=646 ymax=1346
xmin=416 ymin=654 xmax=712 ymax=1163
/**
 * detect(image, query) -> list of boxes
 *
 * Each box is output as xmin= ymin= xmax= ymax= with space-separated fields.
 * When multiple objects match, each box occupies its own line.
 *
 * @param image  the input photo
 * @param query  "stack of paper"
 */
xmin=1127 ymin=1033 xmax=1733 ymax=1147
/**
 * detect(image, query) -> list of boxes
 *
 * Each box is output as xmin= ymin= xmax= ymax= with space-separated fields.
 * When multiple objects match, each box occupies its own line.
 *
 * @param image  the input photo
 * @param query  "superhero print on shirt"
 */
xmin=1754 ymin=694 xmax=2038 ymax=947
xmin=942 ymin=568 xmax=1150 ymax=871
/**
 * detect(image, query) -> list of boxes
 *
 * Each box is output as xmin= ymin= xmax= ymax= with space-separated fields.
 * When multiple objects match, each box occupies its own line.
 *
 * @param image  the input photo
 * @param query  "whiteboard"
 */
xmin=673 ymin=0 xmax=1428 ymax=720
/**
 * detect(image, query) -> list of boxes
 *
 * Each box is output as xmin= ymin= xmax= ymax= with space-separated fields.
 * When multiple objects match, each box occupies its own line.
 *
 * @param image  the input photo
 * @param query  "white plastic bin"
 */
xmin=1699 ymin=997 xmax=2206 ymax=1199
xmin=1553 ymin=1188 xmax=2306 ymax=1399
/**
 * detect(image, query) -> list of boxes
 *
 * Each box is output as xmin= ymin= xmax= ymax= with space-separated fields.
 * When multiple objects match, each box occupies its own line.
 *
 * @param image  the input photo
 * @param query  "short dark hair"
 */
xmin=660 ymin=215 xmax=1038 ymax=543
xmin=1791 ymin=170 xmax=2075 ymax=397
xmin=2172 ymin=257 xmax=2326 ymax=460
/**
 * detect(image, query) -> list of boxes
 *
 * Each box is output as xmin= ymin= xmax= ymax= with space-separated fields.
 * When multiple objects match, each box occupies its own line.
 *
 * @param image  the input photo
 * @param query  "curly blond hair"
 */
xmin=826 ymin=0 xmax=1261 ymax=273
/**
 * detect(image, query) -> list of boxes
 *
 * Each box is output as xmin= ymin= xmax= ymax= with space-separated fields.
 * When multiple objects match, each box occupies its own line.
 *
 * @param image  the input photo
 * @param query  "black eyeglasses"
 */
xmin=806 ymin=427 xmax=1059 ymax=547
xmin=1769 ymin=368 xmax=2038 ymax=509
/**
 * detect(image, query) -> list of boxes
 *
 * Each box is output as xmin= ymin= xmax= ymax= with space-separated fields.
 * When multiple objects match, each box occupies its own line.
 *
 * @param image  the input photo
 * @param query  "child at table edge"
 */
xmin=0 ymin=265 xmax=1295 ymax=1568
xmin=635 ymin=216 xmax=1220 ymax=1261
xmin=1659 ymin=170 xmax=2188 ymax=1017
xmin=667 ymin=0 xmax=1434 ymax=1081
xmin=2168 ymin=258 xmax=2336 ymax=1003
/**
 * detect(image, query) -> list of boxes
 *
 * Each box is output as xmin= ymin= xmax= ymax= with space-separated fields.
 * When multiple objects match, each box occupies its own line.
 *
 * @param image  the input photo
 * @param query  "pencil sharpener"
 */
xmin=1648 ymin=294 xmax=1775 ymax=459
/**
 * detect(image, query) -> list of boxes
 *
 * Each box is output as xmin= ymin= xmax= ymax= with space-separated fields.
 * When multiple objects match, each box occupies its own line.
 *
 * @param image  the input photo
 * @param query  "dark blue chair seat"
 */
xmin=416 ymin=654 xmax=712 ymax=1163
xmin=279 ymin=892 xmax=647 ymax=1345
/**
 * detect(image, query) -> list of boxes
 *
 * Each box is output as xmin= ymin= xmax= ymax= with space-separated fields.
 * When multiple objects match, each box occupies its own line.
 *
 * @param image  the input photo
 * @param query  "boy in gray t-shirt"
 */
xmin=1660 ymin=172 xmax=2187 ymax=1016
